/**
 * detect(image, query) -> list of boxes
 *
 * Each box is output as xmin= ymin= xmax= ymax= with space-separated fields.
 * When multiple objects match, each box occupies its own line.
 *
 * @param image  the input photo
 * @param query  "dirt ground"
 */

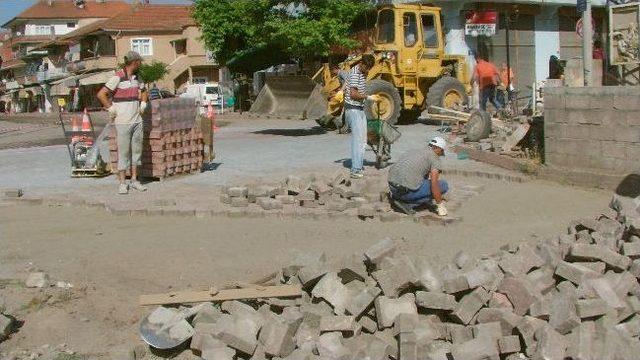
xmin=0 ymin=179 xmax=611 ymax=359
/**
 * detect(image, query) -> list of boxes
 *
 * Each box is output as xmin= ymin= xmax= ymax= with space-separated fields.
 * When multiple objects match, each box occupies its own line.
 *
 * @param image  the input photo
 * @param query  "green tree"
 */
xmin=193 ymin=0 xmax=372 ymax=74
xmin=137 ymin=61 xmax=169 ymax=84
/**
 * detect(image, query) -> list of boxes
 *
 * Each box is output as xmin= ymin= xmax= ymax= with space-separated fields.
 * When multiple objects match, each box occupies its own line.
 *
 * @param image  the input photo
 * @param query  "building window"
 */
xmin=193 ymin=77 xmax=208 ymax=84
xmin=67 ymin=23 xmax=76 ymax=28
xmin=131 ymin=38 xmax=152 ymax=56
xmin=34 ymin=25 xmax=52 ymax=36
xmin=421 ymin=14 xmax=438 ymax=48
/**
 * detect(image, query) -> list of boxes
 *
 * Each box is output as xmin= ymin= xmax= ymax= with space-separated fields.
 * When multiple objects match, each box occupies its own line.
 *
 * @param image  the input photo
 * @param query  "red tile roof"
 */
xmin=12 ymin=0 xmax=131 ymax=21
xmin=60 ymin=4 xmax=195 ymax=39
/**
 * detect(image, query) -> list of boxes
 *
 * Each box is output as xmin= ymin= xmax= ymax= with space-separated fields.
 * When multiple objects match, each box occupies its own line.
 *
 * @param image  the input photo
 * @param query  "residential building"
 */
xmin=0 ymin=0 xmax=130 ymax=113
xmin=39 ymin=4 xmax=221 ymax=111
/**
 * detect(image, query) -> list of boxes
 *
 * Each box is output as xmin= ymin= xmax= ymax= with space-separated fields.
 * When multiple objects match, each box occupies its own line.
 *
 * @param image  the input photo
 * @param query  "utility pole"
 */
xmin=580 ymin=0 xmax=593 ymax=86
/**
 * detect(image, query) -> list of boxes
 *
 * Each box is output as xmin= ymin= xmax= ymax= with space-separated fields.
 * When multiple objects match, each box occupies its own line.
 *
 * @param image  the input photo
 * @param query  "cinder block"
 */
xmin=614 ymin=94 xmax=640 ymax=111
xmin=565 ymin=94 xmax=591 ymax=110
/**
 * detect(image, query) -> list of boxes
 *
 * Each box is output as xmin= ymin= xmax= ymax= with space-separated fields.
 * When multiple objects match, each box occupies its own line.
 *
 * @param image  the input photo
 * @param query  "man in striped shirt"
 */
xmin=97 ymin=51 xmax=149 ymax=195
xmin=344 ymin=54 xmax=377 ymax=179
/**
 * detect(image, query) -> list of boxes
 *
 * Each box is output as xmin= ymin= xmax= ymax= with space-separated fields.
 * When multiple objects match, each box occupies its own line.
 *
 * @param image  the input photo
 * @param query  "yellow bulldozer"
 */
xmin=251 ymin=3 xmax=474 ymax=126
xmin=312 ymin=3 xmax=472 ymax=127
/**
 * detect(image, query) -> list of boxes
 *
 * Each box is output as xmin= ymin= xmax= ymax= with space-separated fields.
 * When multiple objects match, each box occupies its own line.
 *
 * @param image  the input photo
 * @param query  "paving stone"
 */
xmin=516 ymin=316 xmax=547 ymax=356
xmin=570 ymin=243 xmax=631 ymax=271
xmin=258 ymin=311 xmax=302 ymax=357
xmin=415 ymin=257 xmax=443 ymax=292
xmin=533 ymin=325 xmax=567 ymax=360
xmin=227 ymin=187 xmax=248 ymax=197
xmin=344 ymin=282 xmax=381 ymax=318
xmin=554 ymin=261 xmax=598 ymax=285
xmin=548 ymin=292 xmax=580 ymax=334
xmin=442 ymin=272 xmax=471 ymax=294
xmin=498 ymin=335 xmax=521 ymax=354
xmin=576 ymin=298 xmax=609 ymax=319
xmin=372 ymin=255 xmax=419 ymax=297
xmin=316 ymin=332 xmax=350 ymax=360
xmin=230 ymin=197 xmax=249 ymax=207
xmin=416 ymin=291 xmax=457 ymax=311
xmin=374 ymin=293 xmax=418 ymax=329
xmin=275 ymin=195 xmax=295 ymax=204
xmin=566 ymin=321 xmax=595 ymax=360
xmin=587 ymin=277 xmax=626 ymax=309
xmin=476 ymin=308 xmax=522 ymax=336
xmin=451 ymin=335 xmax=500 ymax=360
xmin=488 ymin=292 xmax=514 ymax=311
xmin=201 ymin=336 xmax=235 ymax=360
xmin=25 ymin=272 xmax=49 ymax=288
xmin=623 ymin=242 xmax=640 ymax=258
xmin=193 ymin=303 xmax=223 ymax=325
xmin=452 ymin=287 xmax=490 ymax=325
xmin=498 ymin=276 xmax=540 ymax=316
xmin=527 ymin=267 xmax=556 ymax=294
xmin=393 ymin=313 xmax=440 ymax=342
xmin=0 ymin=314 xmax=13 ymax=339
xmin=472 ymin=321 xmax=502 ymax=340
xmin=319 ymin=315 xmax=356 ymax=333
xmin=311 ymin=272 xmax=349 ymax=314
xmin=464 ymin=259 xmax=503 ymax=291
xmin=357 ymin=315 xmax=378 ymax=334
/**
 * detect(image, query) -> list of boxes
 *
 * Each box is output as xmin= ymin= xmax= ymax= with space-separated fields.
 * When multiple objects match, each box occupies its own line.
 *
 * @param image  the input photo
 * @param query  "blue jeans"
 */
xmin=390 ymin=180 xmax=449 ymax=207
xmin=345 ymin=108 xmax=367 ymax=173
xmin=480 ymin=85 xmax=502 ymax=111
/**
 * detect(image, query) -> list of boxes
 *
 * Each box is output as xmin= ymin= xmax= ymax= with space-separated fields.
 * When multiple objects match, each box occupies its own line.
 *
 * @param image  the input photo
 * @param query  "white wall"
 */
xmin=24 ymin=21 xmax=78 ymax=36
xmin=534 ymin=6 xmax=561 ymax=83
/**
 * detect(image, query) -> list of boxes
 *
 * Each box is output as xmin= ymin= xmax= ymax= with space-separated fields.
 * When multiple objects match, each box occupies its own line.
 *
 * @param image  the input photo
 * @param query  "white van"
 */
xmin=180 ymin=83 xmax=223 ymax=108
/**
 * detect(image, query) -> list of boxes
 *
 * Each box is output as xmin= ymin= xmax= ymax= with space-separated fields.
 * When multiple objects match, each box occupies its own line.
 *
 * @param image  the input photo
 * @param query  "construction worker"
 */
xmin=474 ymin=55 xmax=502 ymax=112
xmin=388 ymin=136 xmax=449 ymax=216
xmin=344 ymin=54 xmax=378 ymax=179
xmin=97 ymin=51 xmax=149 ymax=195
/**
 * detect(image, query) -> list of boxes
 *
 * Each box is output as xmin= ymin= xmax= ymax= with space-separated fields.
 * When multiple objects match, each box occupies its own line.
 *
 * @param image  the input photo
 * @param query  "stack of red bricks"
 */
xmin=109 ymin=98 xmax=204 ymax=179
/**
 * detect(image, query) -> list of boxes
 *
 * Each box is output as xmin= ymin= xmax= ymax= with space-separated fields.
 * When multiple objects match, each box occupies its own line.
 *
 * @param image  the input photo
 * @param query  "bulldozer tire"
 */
xmin=465 ymin=110 xmax=492 ymax=142
xmin=365 ymin=80 xmax=402 ymax=125
xmin=426 ymin=76 xmax=468 ymax=111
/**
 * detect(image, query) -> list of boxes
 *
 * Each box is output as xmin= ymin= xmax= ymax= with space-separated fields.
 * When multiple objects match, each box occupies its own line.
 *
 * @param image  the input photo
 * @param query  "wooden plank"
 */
xmin=139 ymin=284 xmax=302 ymax=306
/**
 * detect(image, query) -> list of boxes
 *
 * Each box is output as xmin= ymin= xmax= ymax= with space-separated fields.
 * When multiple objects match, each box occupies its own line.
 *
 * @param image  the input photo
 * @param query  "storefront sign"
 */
xmin=465 ymin=11 xmax=498 ymax=37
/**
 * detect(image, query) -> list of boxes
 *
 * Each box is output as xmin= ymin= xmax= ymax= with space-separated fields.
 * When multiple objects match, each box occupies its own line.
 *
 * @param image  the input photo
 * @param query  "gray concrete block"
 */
xmin=549 ymin=293 xmax=580 ymax=335
xmin=230 ymin=196 xmax=249 ymax=207
xmin=201 ymin=336 xmax=235 ymax=360
xmin=498 ymin=336 xmax=521 ymax=354
xmin=472 ymin=321 xmax=502 ymax=340
xmin=363 ymin=238 xmax=396 ymax=265
xmin=488 ymin=292 xmax=514 ymax=311
xmin=442 ymin=273 xmax=471 ymax=294
xmin=319 ymin=315 xmax=356 ymax=333
xmin=415 ymin=257 xmax=443 ymax=292
xmin=566 ymin=321 xmax=595 ymax=360
xmin=498 ymin=276 xmax=541 ymax=316
xmin=228 ymin=187 xmax=248 ymax=197
xmin=398 ymin=332 xmax=419 ymax=360
xmin=533 ymin=325 xmax=568 ymax=360
xmin=344 ymin=282 xmax=381 ymax=318
xmin=193 ymin=303 xmax=223 ymax=325
xmin=576 ymin=298 xmax=609 ymax=319
xmin=557 ymin=262 xmax=599 ymax=288
xmin=451 ymin=335 xmax=500 ymax=360
xmin=258 ymin=312 xmax=302 ymax=357
xmin=416 ymin=291 xmax=457 ymax=311
xmin=311 ymin=272 xmax=349 ymax=315
xmin=316 ymin=332 xmax=350 ymax=360
xmin=452 ymin=287 xmax=490 ymax=325
xmin=447 ymin=323 xmax=473 ymax=344
xmin=275 ymin=194 xmax=295 ymax=204
xmin=465 ymin=259 xmax=503 ymax=291
xmin=374 ymin=293 xmax=418 ymax=329
xmin=623 ymin=242 xmax=640 ymax=258
xmin=372 ymin=255 xmax=419 ymax=297
xmin=587 ymin=277 xmax=626 ymax=309
xmin=358 ymin=315 xmax=378 ymax=334
xmin=516 ymin=316 xmax=547 ymax=356
xmin=25 ymin=272 xmax=49 ymax=288
xmin=476 ymin=308 xmax=522 ymax=336
xmin=393 ymin=313 xmax=441 ymax=342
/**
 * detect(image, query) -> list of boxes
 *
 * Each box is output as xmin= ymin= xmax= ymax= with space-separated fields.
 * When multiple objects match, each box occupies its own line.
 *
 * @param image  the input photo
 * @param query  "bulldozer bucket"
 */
xmin=249 ymin=76 xmax=318 ymax=118
xmin=302 ymin=84 xmax=329 ymax=121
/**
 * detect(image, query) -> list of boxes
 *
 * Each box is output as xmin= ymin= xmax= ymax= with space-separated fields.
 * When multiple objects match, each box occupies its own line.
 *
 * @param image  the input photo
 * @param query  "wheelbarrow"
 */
xmin=367 ymin=103 xmax=401 ymax=169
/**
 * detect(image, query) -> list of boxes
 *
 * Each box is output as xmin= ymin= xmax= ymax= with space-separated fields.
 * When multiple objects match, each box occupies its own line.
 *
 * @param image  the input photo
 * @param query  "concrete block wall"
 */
xmin=544 ymin=86 xmax=640 ymax=176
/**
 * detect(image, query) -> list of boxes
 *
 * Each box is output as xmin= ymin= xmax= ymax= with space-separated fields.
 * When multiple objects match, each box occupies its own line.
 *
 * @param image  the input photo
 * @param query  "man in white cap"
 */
xmin=387 ymin=136 xmax=449 ymax=216
xmin=97 ymin=50 xmax=148 ymax=194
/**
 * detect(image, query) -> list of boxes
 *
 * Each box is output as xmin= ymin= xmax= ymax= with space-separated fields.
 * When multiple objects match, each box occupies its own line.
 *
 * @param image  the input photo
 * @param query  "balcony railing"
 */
xmin=66 ymin=56 xmax=117 ymax=73
xmin=36 ymin=67 xmax=70 ymax=82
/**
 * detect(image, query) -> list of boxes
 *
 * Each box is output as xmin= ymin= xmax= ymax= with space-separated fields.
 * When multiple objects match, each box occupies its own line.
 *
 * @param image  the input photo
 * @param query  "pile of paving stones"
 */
xmin=144 ymin=193 xmax=640 ymax=360
xmin=219 ymin=173 xmax=480 ymax=220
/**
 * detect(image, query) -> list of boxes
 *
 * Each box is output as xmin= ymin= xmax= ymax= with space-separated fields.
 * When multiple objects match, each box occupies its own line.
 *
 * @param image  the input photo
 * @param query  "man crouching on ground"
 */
xmin=388 ymin=136 xmax=449 ymax=216
xmin=97 ymin=51 xmax=148 ymax=195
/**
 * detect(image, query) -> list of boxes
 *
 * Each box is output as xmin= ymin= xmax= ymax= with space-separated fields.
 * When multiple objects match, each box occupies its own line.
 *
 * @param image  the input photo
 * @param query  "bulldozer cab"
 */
xmin=375 ymin=5 xmax=445 ymax=78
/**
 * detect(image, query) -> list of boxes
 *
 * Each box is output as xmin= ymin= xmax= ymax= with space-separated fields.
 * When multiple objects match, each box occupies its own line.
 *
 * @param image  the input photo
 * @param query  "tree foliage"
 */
xmin=137 ymin=61 xmax=169 ymax=84
xmin=193 ymin=0 xmax=372 ymax=74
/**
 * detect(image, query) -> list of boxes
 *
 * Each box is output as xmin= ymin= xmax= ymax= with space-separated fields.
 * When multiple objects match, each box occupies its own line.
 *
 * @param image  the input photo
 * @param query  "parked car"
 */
xmin=179 ymin=83 xmax=222 ymax=109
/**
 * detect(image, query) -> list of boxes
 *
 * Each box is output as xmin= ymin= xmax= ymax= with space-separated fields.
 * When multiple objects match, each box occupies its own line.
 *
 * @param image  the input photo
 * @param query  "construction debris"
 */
xmin=138 ymin=194 xmax=640 ymax=360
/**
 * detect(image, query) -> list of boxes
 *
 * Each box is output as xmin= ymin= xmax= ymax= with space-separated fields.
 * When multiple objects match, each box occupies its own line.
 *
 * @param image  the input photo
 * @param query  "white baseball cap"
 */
xmin=428 ymin=136 xmax=447 ymax=155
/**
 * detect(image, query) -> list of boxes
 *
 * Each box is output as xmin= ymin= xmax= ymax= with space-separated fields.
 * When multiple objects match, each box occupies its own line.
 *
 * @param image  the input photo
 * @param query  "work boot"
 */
xmin=130 ymin=180 xmax=147 ymax=192
xmin=118 ymin=183 xmax=128 ymax=195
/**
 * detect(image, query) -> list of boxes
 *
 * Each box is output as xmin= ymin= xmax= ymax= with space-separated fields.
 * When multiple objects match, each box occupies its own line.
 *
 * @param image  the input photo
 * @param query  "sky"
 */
xmin=0 ymin=0 xmax=193 ymax=27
